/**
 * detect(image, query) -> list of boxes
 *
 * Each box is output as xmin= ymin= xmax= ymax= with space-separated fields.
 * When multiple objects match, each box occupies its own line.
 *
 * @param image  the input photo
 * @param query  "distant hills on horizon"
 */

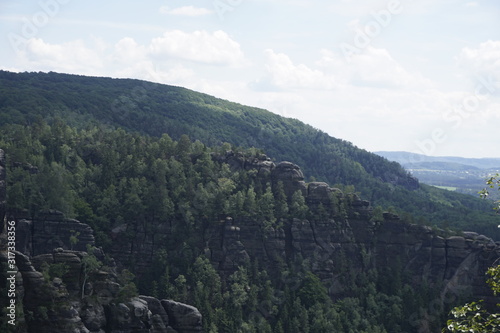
xmin=375 ymin=151 xmax=500 ymax=170
xmin=376 ymin=151 xmax=500 ymax=199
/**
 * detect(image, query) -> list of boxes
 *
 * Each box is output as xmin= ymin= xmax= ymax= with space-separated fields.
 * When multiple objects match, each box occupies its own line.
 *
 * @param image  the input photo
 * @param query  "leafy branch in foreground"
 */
xmin=444 ymin=266 xmax=500 ymax=332
xmin=479 ymin=173 xmax=500 ymax=213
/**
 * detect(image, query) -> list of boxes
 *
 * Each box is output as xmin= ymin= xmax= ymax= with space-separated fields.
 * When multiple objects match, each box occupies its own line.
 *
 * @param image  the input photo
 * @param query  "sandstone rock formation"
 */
xmin=15 ymin=211 xmax=95 ymax=257
xmin=206 ymin=154 xmax=500 ymax=308
xmin=271 ymin=161 xmax=307 ymax=197
xmin=1 ymin=149 xmax=499 ymax=332
xmin=0 ymin=248 xmax=203 ymax=333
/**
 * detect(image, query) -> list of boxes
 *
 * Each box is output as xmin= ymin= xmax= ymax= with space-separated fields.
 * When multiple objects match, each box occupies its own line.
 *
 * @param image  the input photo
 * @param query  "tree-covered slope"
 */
xmin=1 ymin=70 xmax=499 ymax=238
xmin=2 ymin=125 xmax=498 ymax=333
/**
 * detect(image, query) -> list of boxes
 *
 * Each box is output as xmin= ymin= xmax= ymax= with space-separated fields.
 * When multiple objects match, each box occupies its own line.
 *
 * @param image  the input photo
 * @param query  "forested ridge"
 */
xmin=0 ymin=123 xmax=478 ymax=333
xmin=1 ymin=70 xmax=500 ymax=332
xmin=1 ymin=70 xmax=498 ymax=239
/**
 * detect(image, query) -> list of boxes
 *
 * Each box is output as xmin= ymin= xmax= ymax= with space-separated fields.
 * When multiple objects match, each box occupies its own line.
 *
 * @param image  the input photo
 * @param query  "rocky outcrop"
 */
xmin=209 ymin=207 xmax=499 ymax=310
xmin=213 ymin=150 xmax=274 ymax=177
xmin=162 ymin=300 xmax=203 ymax=333
xmin=0 ymin=150 xmax=204 ymax=333
xmin=1 ymin=149 xmax=498 ymax=332
xmin=13 ymin=250 xmax=90 ymax=333
xmin=207 ymin=159 xmax=500 ymax=309
xmin=272 ymin=161 xmax=307 ymax=197
xmin=15 ymin=210 xmax=95 ymax=257
xmin=1 ymin=248 xmax=203 ymax=333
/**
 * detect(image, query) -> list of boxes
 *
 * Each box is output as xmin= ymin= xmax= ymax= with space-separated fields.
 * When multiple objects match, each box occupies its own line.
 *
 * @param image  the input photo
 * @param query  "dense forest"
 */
xmin=0 ymin=123 xmax=463 ymax=332
xmin=1 ymin=70 xmax=499 ymax=239
xmin=1 ymin=71 xmax=499 ymax=332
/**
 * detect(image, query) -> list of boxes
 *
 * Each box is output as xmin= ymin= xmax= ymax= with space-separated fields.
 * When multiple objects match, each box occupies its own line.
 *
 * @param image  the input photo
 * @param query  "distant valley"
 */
xmin=376 ymin=151 xmax=500 ymax=198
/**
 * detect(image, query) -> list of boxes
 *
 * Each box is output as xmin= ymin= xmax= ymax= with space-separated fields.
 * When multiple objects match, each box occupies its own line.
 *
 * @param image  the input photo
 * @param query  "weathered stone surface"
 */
xmin=162 ymin=300 xmax=203 ymax=333
xmin=2 ymin=147 xmax=499 ymax=332
xmin=272 ymin=161 xmax=307 ymax=197
xmin=15 ymin=251 xmax=90 ymax=333
xmin=8 ymin=248 xmax=184 ymax=333
xmin=140 ymin=296 xmax=170 ymax=332
xmin=307 ymin=182 xmax=332 ymax=205
xmin=213 ymin=151 xmax=275 ymax=176
xmin=14 ymin=210 xmax=95 ymax=257
xmin=106 ymin=303 xmax=133 ymax=331
xmin=30 ymin=249 xmax=84 ymax=294
xmin=80 ymin=298 xmax=107 ymax=333
xmin=104 ymin=298 xmax=155 ymax=333
xmin=14 ymin=219 xmax=33 ymax=255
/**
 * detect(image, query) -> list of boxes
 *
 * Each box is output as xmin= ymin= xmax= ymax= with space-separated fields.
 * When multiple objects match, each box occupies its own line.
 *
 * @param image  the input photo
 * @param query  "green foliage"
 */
xmin=443 ymin=265 xmax=500 ymax=333
xmin=289 ymin=190 xmax=308 ymax=219
xmin=81 ymin=245 xmax=103 ymax=299
xmin=298 ymin=272 xmax=329 ymax=307
xmin=1 ymin=70 xmax=498 ymax=239
xmin=0 ymin=117 xmax=477 ymax=332
xmin=445 ymin=301 xmax=500 ymax=332
xmin=3 ymin=71 xmax=499 ymax=331
xmin=443 ymin=176 xmax=500 ymax=331
xmin=480 ymin=173 xmax=500 ymax=212
xmin=40 ymin=261 xmax=69 ymax=282
xmin=487 ymin=265 xmax=500 ymax=295
xmin=114 ymin=269 xmax=139 ymax=304
xmin=69 ymin=230 xmax=80 ymax=250
xmin=370 ymin=206 xmax=384 ymax=223
xmin=49 ymin=263 xmax=70 ymax=280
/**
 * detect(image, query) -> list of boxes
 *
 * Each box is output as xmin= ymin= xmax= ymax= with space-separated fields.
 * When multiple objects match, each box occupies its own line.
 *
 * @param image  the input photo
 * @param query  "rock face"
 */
xmin=15 ymin=210 xmax=95 ymax=257
xmin=2 ymin=149 xmax=499 ymax=332
xmin=12 ymin=250 xmax=90 ymax=333
xmin=1 ymin=249 xmax=202 ymax=333
xmin=206 ymin=156 xmax=500 ymax=309
xmin=162 ymin=300 xmax=203 ymax=333
xmin=1 ymin=150 xmax=202 ymax=333
xmin=272 ymin=161 xmax=307 ymax=197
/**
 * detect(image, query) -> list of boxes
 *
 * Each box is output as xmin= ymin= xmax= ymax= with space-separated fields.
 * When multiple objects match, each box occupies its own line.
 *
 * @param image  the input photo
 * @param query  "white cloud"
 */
xmin=255 ymin=49 xmax=336 ymax=90
xmin=113 ymin=37 xmax=147 ymax=64
xmin=159 ymin=6 xmax=212 ymax=17
xmin=9 ymin=29 xmax=247 ymax=87
xmin=149 ymin=30 xmax=246 ymax=66
xmin=21 ymin=38 xmax=103 ymax=74
xmin=456 ymin=40 xmax=500 ymax=75
xmin=349 ymin=47 xmax=430 ymax=88
xmin=455 ymin=40 xmax=500 ymax=97
xmin=318 ymin=47 xmax=430 ymax=89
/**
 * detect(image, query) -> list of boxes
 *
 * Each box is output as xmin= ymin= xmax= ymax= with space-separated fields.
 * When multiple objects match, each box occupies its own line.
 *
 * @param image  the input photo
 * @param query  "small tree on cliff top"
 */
xmin=81 ymin=245 xmax=102 ymax=299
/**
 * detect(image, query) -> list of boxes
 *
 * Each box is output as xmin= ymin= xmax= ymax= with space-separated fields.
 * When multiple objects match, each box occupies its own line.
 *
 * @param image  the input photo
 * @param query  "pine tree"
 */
xmin=290 ymin=190 xmax=308 ymax=219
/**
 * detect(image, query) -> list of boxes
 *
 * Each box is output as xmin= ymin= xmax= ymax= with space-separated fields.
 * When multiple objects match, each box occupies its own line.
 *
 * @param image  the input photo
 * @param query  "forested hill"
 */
xmin=1 ymin=70 xmax=499 ymax=238
xmin=0 ymin=70 xmax=407 ymax=188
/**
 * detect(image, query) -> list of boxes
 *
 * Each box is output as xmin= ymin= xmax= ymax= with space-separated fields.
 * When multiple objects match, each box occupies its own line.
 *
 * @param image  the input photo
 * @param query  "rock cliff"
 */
xmin=207 ymin=155 xmax=500 ymax=307
xmin=1 ymin=149 xmax=499 ymax=331
xmin=0 ymin=246 xmax=203 ymax=333
xmin=0 ymin=150 xmax=202 ymax=333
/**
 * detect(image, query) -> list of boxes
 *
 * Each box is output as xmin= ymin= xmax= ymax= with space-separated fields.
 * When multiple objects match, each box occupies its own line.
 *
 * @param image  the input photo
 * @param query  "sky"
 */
xmin=1 ymin=0 xmax=500 ymax=158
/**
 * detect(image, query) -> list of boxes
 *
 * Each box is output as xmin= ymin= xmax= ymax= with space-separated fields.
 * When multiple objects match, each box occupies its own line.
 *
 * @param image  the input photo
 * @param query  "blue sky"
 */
xmin=1 ymin=0 xmax=500 ymax=158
